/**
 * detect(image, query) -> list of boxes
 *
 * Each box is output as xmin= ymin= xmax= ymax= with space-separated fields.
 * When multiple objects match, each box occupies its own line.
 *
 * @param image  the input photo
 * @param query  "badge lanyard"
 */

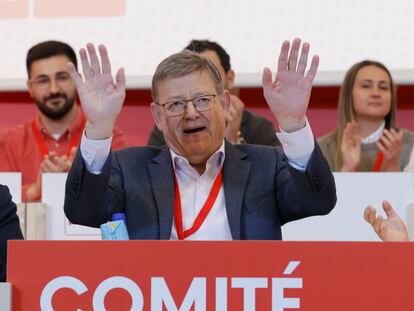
xmin=173 ymin=168 xmax=223 ymax=240
xmin=372 ymin=151 xmax=384 ymax=172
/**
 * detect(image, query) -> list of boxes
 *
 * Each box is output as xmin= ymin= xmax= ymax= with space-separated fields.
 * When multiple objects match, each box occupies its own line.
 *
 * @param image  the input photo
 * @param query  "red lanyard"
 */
xmin=173 ymin=168 xmax=223 ymax=240
xmin=31 ymin=114 xmax=86 ymax=158
xmin=373 ymin=151 xmax=384 ymax=172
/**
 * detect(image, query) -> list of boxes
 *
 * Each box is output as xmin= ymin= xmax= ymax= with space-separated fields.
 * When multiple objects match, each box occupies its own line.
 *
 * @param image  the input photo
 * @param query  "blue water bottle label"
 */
xmin=100 ymin=220 xmax=129 ymax=240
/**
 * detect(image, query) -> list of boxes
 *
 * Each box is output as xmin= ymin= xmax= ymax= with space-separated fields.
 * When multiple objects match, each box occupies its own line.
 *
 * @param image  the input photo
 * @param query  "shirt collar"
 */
xmin=361 ymin=121 xmax=385 ymax=144
xmin=170 ymin=140 xmax=225 ymax=176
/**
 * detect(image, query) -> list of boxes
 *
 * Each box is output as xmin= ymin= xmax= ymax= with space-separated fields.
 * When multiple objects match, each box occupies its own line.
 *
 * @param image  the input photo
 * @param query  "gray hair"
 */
xmin=151 ymin=50 xmax=223 ymax=101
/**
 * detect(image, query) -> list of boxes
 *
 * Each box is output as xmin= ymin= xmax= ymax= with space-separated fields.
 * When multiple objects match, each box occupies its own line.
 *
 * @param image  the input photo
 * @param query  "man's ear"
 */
xmin=225 ymin=69 xmax=235 ymax=90
xmin=27 ymin=80 xmax=34 ymax=98
xmin=220 ymin=90 xmax=231 ymax=113
xmin=150 ymin=102 xmax=163 ymax=131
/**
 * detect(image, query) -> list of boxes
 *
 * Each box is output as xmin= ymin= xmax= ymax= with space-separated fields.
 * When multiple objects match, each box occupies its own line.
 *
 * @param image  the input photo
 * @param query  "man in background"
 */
xmin=147 ymin=39 xmax=279 ymax=146
xmin=0 ymin=40 xmax=127 ymax=201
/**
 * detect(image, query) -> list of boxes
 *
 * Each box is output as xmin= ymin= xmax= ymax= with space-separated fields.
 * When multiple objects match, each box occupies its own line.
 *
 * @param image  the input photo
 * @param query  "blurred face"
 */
xmin=352 ymin=65 xmax=392 ymax=123
xmin=200 ymin=50 xmax=234 ymax=90
xmin=27 ymin=55 xmax=76 ymax=120
xmin=151 ymin=70 xmax=230 ymax=166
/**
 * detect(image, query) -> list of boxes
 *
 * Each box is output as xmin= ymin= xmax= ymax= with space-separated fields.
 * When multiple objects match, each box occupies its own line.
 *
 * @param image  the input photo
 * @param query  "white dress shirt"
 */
xmin=80 ymin=121 xmax=315 ymax=240
xmin=169 ymin=142 xmax=232 ymax=240
xmin=361 ymin=121 xmax=385 ymax=144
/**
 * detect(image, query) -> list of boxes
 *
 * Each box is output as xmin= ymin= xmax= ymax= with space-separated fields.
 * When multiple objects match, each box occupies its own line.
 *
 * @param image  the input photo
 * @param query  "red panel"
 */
xmin=2 ymin=85 xmax=414 ymax=108
xmin=1 ymin=85 xmax=413 ymax=146
xmin=34 ymin=0 xmax=125 ymax=17
xmin=8 ymin=240 xmax=414 ymax=311
xmin=239 ymin=85 xmax=414 ymax=109
xmin=0 ymin=0 xmax=28 ymax=19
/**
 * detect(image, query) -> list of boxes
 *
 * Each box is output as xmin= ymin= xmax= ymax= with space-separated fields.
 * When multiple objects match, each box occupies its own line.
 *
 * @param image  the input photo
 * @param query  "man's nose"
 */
xmin=48 ymin=78 xmax=59 ymax=93
xmin=184 ymin=101 xmax=201 ymax=119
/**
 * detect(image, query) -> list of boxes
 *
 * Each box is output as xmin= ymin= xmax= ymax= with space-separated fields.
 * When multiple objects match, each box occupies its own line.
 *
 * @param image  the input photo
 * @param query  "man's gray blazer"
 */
xmin=64 ymin=141 xmax=336 ymax=240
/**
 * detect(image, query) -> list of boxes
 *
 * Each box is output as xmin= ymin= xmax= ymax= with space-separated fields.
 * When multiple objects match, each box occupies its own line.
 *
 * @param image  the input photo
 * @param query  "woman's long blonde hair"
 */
xmin=333 ymin=60 xmax=397 ymax=170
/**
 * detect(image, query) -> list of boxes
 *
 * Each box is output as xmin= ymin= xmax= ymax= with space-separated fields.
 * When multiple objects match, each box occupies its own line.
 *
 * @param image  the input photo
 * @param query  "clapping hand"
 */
xmin=340 ymin=121 xmax=362 ymax=171
xmin=225 ymin=95 xmax=245 ymax=143
xmin=377 ymin=128 xmax=403 ymax=171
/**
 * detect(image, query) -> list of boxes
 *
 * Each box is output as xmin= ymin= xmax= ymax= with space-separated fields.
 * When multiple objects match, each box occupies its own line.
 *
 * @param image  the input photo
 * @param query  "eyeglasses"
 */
xmin=157 ymin=94 xmax=217 ymax=117
xmin=29 ymin=72 xmax=73 ymax=91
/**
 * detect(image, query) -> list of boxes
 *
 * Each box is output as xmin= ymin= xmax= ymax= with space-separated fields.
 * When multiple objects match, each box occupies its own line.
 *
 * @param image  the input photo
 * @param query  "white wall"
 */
xmin=1 ymin=0 xmax=414 ymax=89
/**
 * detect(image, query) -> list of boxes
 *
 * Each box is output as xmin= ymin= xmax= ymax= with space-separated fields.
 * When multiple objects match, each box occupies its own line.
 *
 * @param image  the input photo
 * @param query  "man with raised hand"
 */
xmin=0 ymin=41 xmax=127 ymax=201
xmin=64 ymin=39 xmax=336 ymax=240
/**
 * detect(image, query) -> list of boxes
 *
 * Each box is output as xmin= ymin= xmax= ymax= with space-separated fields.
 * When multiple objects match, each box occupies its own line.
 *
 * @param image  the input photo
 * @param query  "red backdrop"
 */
xmin=1 ymin=86 xmax=413 ymax=146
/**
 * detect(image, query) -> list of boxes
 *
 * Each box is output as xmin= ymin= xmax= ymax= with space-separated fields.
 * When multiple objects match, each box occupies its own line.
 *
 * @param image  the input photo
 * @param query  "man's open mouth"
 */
xmin=183 ymin=126 xmax=206 ymax=134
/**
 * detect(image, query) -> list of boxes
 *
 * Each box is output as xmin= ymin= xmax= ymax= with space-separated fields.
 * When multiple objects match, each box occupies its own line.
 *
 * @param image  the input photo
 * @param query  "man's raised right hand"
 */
xmin=67 ymin=43 xmax=126 ymax=140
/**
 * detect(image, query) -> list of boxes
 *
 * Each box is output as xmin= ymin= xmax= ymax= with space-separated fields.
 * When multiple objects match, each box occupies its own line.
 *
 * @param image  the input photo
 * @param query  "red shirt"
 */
xmin=0 ymin=107 xmax=127 ymax=201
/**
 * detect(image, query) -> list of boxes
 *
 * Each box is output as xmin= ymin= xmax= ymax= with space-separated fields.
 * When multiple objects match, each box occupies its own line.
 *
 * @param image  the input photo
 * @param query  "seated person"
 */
xmin=147 ymin=39 xmax=279 ymax=146
xmin=364 ymin=201 xmax=409 ymax=242
xmin=0 ymin=41 xmax=127 ymax=201
xmin=318 ymin=60 xmax=414 ymax=172
xmin=64 ymin=39 xmax=336 ymax=240
xmin=0 ymin=185 xmax=24 ymax=281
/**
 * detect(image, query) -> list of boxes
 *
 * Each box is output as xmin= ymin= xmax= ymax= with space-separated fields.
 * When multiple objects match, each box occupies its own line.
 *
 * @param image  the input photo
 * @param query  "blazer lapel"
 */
xmin=223 ymin=141 xmax=251 ymax=240
xmin=148 ymin=147 xmax=174 ymax=240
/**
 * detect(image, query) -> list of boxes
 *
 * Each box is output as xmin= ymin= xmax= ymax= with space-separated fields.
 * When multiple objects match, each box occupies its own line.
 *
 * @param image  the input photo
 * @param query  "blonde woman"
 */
xmin=318 ymin=60 xmax=414 ymax=172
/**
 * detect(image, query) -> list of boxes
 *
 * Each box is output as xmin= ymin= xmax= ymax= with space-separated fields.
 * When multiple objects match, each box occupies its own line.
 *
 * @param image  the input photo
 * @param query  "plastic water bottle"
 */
xmin=100 ymin=213 xmax=129 ymax=240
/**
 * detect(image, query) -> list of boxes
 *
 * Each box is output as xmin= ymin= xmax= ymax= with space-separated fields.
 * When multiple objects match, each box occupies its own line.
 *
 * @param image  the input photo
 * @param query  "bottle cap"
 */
xmin=112 ymin=213 xmax=126 ymax=222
